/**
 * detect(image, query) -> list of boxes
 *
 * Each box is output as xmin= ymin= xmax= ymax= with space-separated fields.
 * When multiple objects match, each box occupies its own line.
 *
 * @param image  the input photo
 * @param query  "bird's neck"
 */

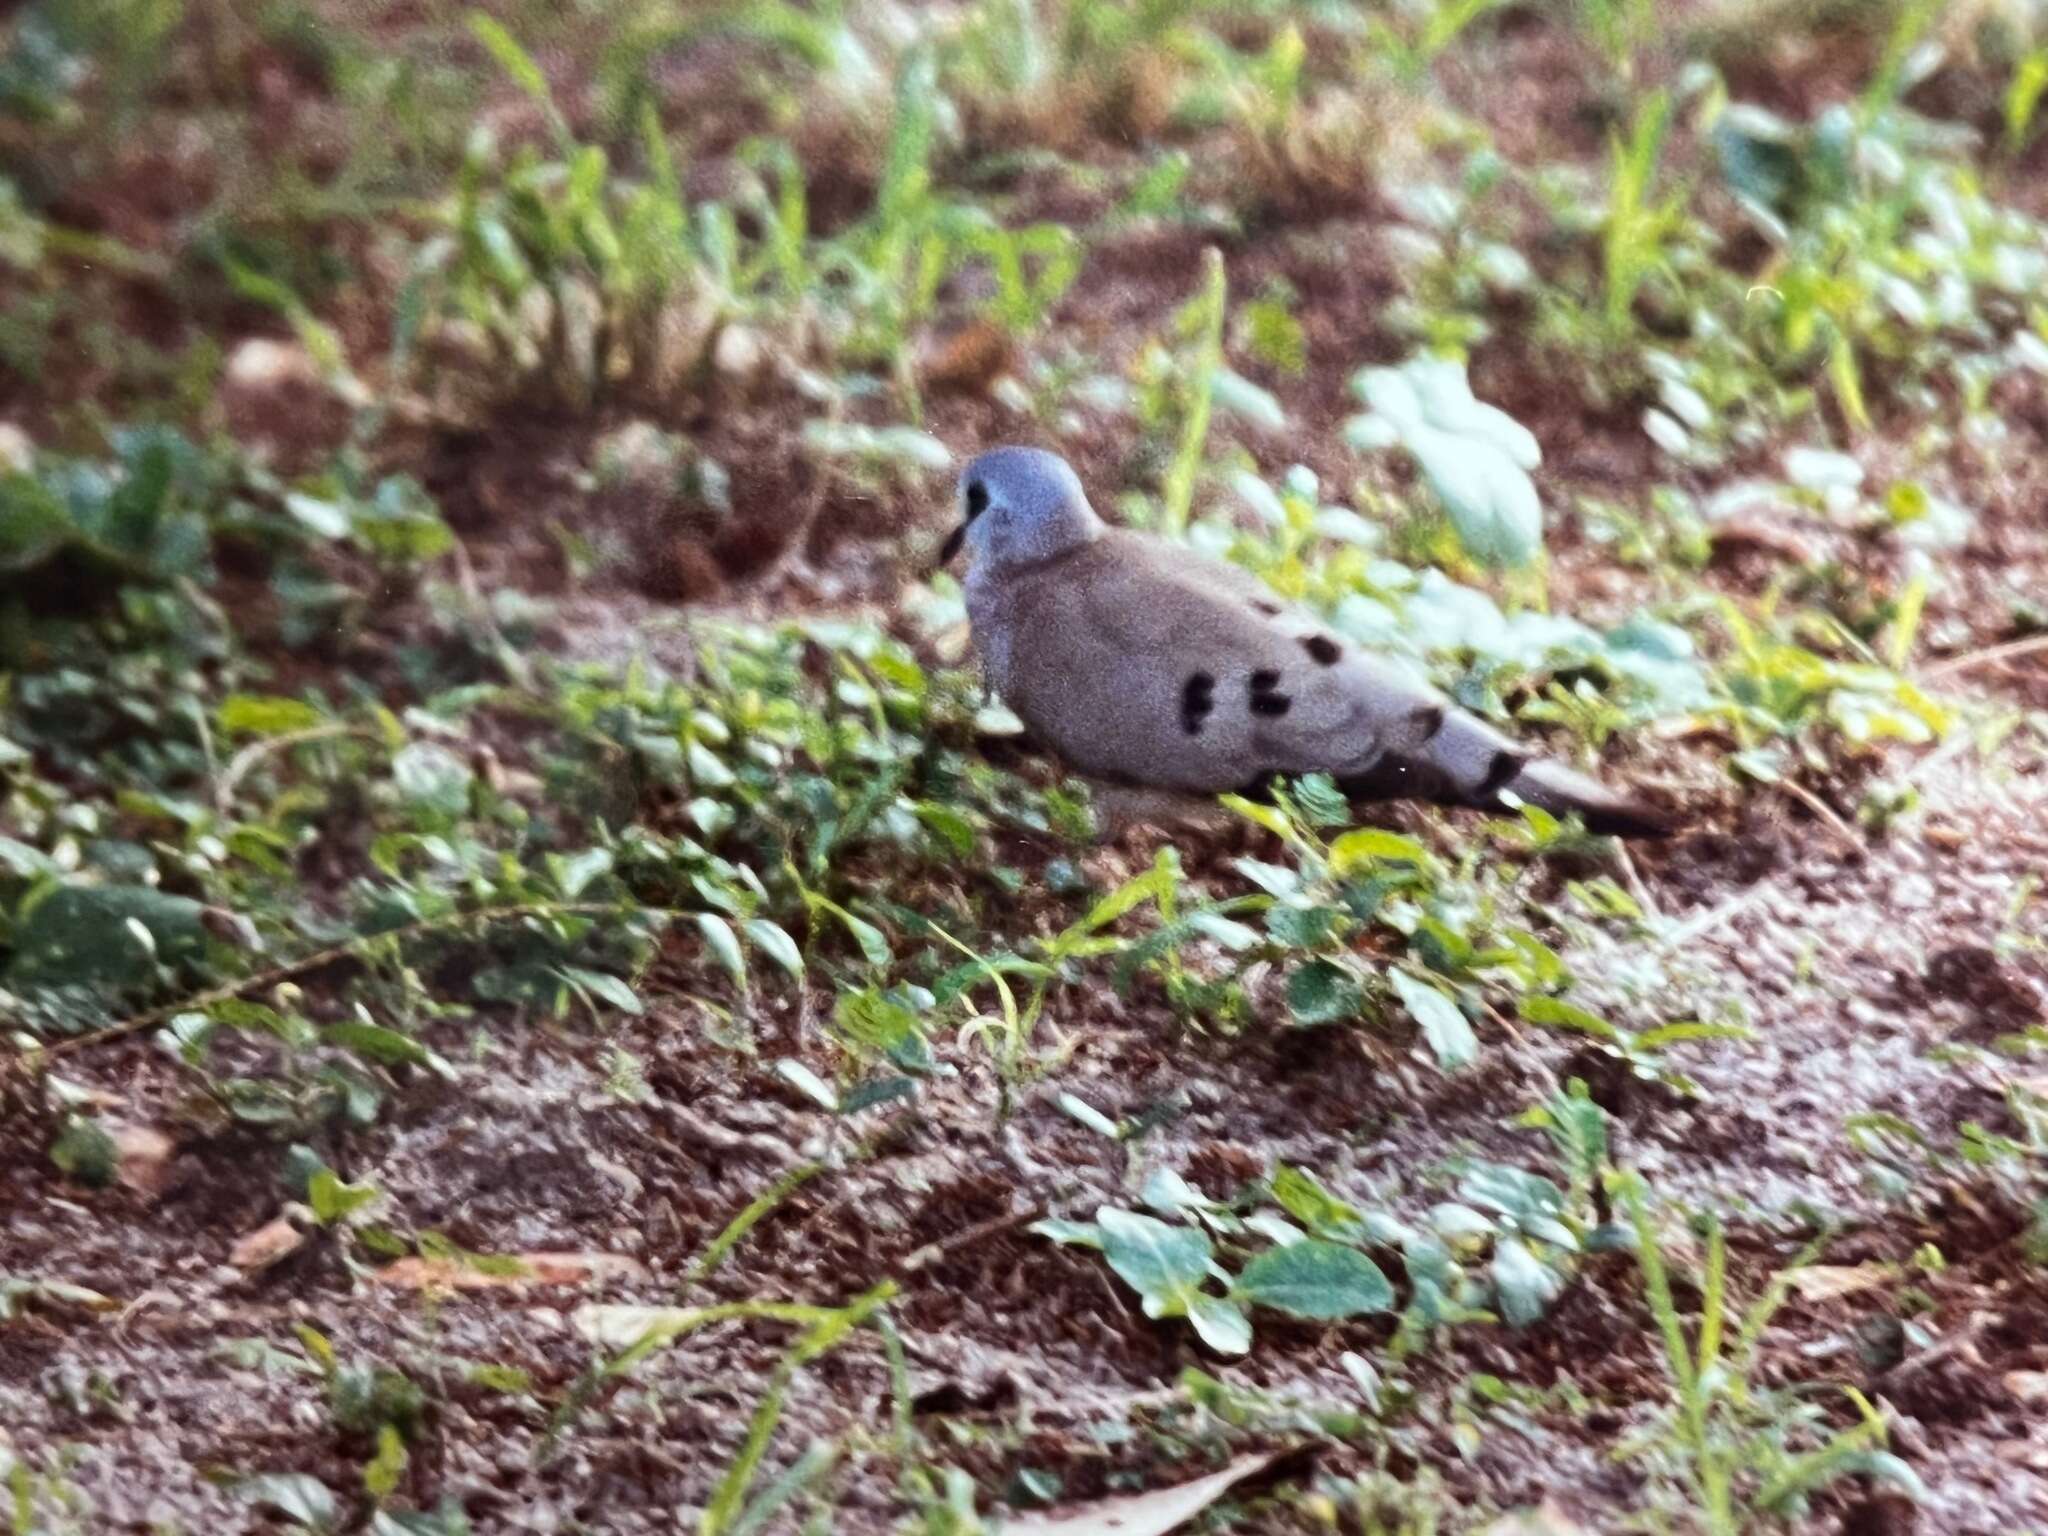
xmin=995 ymin=509 xmax=1103 ymax=573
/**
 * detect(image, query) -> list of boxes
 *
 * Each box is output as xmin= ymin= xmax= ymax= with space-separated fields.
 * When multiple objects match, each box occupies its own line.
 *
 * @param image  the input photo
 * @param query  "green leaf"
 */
xmin=1287 ymin=959 xmax=1364 ymax=1026
xmin=741 ymin=919 xmax=803 ymax=978
xmin=210 ymin=998 xmax=318 ymax=1047
xmin=1460 ymin=1163 xmax=1567 ymax=1224
xmin=308 ymin=1168 xmax=380 ymax=1224
xmin=1185 ymin=1293 xmax=1254 ymax=1355
xmin=390 ymin=742 xmax=472 ymax=821
xmin=218 ymin=694 xmax=328 ymax=737
xmin=562 ymin=966 xmax=642 ymax=1015
xmin=1136 ymin=1173 xmax=1213 ymax=1227
xmin=1243 ymin=294 xmax=1307 ymax=374
xmin=1030 ymin=1217 xmax=1104 ymax=1250
xmin=1271 ymin=1165 xmax=1366 ymax=1240
xmin=1537 ymin=1082 xmax=1611 ymax=1189
xmin=1490 ymin=1235 xmax=1559 ymax=1327
xmin=1349 ymin=358 xmax=1543 ymax=567
xmin=236 ymin=1473 xmax=339 ymax=1530
xmin=687 ymin=739 xmax=735 ymax=788
xmin=468 ymin=13 xmax=553 ymax=109
xmin=364 ymin=1423 xmax=408 ymax=1499
xmin=7 ymin=885 xmax=206 ymax=989
xmin=1390 ymin=971 xmax=1477 ymax=1069
xmin=1411 ymin=426 xmax=1542 ymax=567
xmin=1096 ymin=1207 xmax=1213 ymax=1320
xmin=1519 ymin=995 xmax=1625 ymax=1044
xmin=0 ymin=837 xmax=56 ymax=878
xmin=835 ymin=907 xmax=892 ymax=967
xmin=1078 ymin=851 xmax=1179 ymax=933
xmin=1056 ymin=1093 xmax=1122 ymax=1139
xmin=911 ymin=802 xmax=976 ymax=856
xmin=1236 ymin=1239 xmax=1394 ymax=1319
xmin=1211 ymin=368 xmax=1287 ymax=431
xmin=696 ymin=913 xmax=746 ymax=985
xmin=806 ymin=894 xmax=890 ymax=966
xmin=1266 ymin=904 xmax=1341 ymax=950
xmin=833 ymin=988 xmax=918 ymax=1055
xmin=1713 ymin=108 xmax=1801 ymax=214
xmin=0 ymin=471 xmax=73 ymax=573
xmin=283 ymin=491 xmax=352 ymax=539
xmin=326 ymin=1020 xmax=433 ymax=1069
xmin=699 ymin=1285 xmax=895 ymax=1532
xmin=1220 ymin=794 xmax=1293 ymax=838
xmin=774 ymin=1059 xmax=839 ymax=1112
xmin=550 ymin=847 xmax=614 ymax=900
xmin=1328 ymin=826 xmax=1430 ymax=874
xmin=50 ymin=1116 xmax=117 ymax=1187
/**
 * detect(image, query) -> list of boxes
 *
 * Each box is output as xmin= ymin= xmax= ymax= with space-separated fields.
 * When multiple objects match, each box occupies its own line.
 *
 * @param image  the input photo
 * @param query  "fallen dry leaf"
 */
xmin=373 ymin=1252 xmax=648 ymax=1291
xmin=230 ymin=1213 xmax=308 ymax=1271
xmin=572 ymin=1302 xmax=703 ymax=1351
xmin=1783 ymin=1263 xmax=1894 ymax=1301
xmin=0 ymin=1275 xmax=119 ymax=1320
xmin=2005 ymin=1371 xmax=2048 ymax=1405
xmin=1707 ymin=517 xmax=1821 ymax=565
xmin=1480 ymin=1500 xmax=1596 ymax=1536
xmin=1995 ymin=1437 xmax=2048 ymax=1472
xmin=918 ymin=318 xmax=1013 ymax=395
xmin=109 ymin=1124 xmax=178 ymax=1199
xmin=999 ymin=1450 xmax=1300 ymax=1536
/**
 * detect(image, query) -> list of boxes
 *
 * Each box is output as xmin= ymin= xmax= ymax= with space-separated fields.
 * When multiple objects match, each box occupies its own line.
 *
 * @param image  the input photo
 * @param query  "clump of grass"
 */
xmin=1612 ymin=1171 xmax=1925 ymax=1530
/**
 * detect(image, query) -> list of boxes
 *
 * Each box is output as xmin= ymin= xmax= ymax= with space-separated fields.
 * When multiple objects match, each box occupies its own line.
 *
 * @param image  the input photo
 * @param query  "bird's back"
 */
xmin=974 ymin=531 xmax=1429 ymax=793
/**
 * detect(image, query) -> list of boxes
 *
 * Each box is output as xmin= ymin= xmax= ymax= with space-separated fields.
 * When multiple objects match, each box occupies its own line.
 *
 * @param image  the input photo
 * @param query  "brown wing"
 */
xmin=993 ymin=533 xmax=1442 ymax=793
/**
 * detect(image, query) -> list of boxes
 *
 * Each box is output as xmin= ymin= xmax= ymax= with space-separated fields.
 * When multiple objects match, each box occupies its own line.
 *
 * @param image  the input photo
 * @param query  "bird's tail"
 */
xmin=1494 ymin=756 xmax=1676 ymax=839
xmin=1338 ymin=704 xmax=1675 ymax=839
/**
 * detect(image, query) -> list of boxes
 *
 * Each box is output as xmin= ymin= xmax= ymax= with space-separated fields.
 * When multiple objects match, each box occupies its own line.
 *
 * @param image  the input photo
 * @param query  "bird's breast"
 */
xmin=963 ymin=573 xmax=1017 ymax=697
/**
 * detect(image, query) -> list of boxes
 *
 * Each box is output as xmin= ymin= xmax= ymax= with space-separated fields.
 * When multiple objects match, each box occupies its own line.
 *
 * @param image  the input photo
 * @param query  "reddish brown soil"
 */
xmin=5 ymin=3 xmax=2048 ymax=1532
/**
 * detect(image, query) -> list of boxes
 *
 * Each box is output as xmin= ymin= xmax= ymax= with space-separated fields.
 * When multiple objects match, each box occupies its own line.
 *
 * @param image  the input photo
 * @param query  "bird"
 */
xmin=936 ymin=445 xmax=1673 ymax=838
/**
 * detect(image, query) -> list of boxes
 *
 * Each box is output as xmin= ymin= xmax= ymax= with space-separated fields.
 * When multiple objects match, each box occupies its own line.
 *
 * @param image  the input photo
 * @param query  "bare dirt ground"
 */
xmin=6 ymin=4 xmax=2048 ymax=1533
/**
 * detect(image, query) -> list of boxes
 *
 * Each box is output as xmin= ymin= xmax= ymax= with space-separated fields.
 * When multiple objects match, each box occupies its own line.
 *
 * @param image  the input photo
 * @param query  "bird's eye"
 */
xmin=965 ymin=481 xmax=989 ymax=519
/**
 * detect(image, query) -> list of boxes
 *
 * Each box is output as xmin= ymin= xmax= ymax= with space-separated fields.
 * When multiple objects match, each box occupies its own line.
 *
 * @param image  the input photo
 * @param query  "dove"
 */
xmin=938 ymin=446 xmax=1673 ymax=838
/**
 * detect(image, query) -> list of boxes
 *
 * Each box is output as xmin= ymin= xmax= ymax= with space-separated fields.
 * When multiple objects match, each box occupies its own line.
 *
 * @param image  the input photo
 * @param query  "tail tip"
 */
xmin=1503 ymin=762 xmax=1681 ymax=840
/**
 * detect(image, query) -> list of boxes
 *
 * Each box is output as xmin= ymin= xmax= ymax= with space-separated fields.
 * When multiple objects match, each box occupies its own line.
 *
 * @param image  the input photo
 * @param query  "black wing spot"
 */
xmin=1301 ymin=634 xmax=1341 ymax=666
xmin=1478 ymin=749 xmax=1525 ymax=799
xmin=1181 ymin=670 xmax=1216 ymax=735
xmin=1247 ymin=667 xmax=1291 ymax=716
xmin=965 ymin=481 xmax=989 ymax=519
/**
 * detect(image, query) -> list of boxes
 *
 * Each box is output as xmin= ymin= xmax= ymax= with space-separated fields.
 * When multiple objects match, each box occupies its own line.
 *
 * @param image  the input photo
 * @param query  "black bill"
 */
xmin=936 ymin=520 xmax=968 ymax=567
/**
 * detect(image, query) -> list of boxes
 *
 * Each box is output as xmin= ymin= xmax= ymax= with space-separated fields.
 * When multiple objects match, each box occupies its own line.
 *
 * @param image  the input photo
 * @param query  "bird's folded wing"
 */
xmin=1000 ymin=534 xmax=1447 ymax=792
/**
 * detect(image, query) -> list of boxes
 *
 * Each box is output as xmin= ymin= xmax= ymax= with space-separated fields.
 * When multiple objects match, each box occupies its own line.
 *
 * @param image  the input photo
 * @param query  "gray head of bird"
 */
xmin=939 ymin=446 xmax=1105 ymax=577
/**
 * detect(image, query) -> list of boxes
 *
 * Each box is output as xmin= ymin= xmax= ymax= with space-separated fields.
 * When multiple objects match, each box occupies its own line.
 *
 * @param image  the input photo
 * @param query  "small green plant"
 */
xmin=1611 ymin=1171 xmax=1925 ymax=1530
xmin=1576 ymin=0 xmax=1659 ymax=77
xmin=1155 ymin=247 xmax=1227 ymax=539
xmin=425 ymin=20 xmax=1081 ymax=418
xmin=2005 ymin=46 xmax=2048 ymax=151
xmin=1367 ymin=0 xmax=1510 ymax=83
xmin=1708 ymin=599 xmax=1952 ymax=758
xmin=1518 ymin=996 xmax=1754 ymax=1096
xmin=558 ymin=1283 xmax=901 ymax=1536
xmin=1602 ymin=89 xmax=1686 ymax=333
xmin=1033 ymin=1175 xmax=1397 ymax=1356
xmin=1041 ymin=1092 xmax=1631 ymax=1358
xmin=1108 ymin=778 xmax=1693 ymax=1072
xmin=1345 ymin=353 xmax=1545 ymax=569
